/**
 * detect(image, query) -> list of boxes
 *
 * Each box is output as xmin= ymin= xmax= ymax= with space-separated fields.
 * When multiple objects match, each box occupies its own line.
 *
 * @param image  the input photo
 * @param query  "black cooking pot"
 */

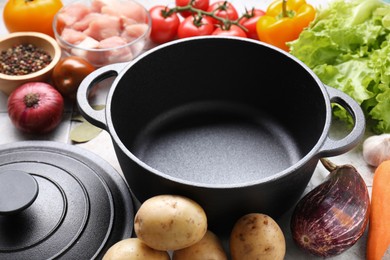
xmin=77 ymin=36 xmax=365 ymax=234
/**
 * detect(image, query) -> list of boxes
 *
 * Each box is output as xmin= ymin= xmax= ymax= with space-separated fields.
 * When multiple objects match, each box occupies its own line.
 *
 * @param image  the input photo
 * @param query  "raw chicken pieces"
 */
xmin=55 ymin=0 xmax=150 ymax=66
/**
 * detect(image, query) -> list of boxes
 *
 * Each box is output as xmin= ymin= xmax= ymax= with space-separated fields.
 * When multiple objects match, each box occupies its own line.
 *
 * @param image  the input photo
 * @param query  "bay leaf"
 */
xmin=71 ymin=113 xmax=85 ymax=122
xmin=70 ymin=121 xmax=103 ymax=143
xmin=71 ymin=104 xmax=105 ymax=122
xmin=70 ymin=104 xmax=105 ymax=143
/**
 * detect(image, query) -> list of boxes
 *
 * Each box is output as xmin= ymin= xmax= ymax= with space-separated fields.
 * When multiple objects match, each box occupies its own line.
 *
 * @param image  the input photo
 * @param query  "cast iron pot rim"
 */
xmin=105 ymin=36 xmax=332 ymax=189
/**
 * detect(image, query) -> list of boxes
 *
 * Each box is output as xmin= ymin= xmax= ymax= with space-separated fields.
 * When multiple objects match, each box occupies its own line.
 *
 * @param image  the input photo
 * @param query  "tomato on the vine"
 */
xmin=212 ymin=24 xmax=247 ymax=38
xmin=239 ymin=8 xmax=265 ymax=40
xmin=149 ymin=5 xmax=180 ymax=44
xmin=3 ymin=0 xmax=63 ymax=37
xmin=175 ymin=0 xmax=210 ymax=18
xmin=178 ymin=15 xmax=214 ymax=38
xmin=207 ymin=1 xmax=239 ymax=24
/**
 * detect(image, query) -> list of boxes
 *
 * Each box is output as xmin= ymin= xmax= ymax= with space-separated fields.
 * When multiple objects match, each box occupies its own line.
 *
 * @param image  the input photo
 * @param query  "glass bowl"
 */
xmin=52 ymin=0 xmax=151 ymax=67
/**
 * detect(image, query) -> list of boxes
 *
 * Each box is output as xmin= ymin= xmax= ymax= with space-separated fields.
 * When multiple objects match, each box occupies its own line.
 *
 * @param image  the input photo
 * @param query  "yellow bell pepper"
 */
xmin=256 ymin=0 xmax=316 ymax=52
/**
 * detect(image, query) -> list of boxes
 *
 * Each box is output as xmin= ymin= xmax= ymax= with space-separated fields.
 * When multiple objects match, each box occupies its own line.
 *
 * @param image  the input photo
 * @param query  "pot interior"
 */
xmin=109 ymin=37 xmax=327 ymax=184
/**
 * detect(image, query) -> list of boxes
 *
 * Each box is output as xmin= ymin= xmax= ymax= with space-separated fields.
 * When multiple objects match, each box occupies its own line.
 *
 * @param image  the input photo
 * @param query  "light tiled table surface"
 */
xmin=0 ymin=0 xmax=379 ymax=259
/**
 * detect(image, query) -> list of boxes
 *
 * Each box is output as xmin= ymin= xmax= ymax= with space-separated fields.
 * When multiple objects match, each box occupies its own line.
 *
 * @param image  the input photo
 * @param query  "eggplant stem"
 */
xmin=320 ymin=158 xmax=338 ymax=172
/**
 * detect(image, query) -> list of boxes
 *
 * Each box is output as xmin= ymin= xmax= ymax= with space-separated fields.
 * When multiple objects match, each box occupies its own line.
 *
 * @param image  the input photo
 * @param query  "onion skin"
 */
xmin=7 ymin=82 xmax=64 ymax=134
xmin=290 ymin=158 xmax=370 ymax=257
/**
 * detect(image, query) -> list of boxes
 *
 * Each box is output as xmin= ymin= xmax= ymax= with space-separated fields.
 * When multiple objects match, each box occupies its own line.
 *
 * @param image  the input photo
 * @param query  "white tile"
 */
xmin=0 ymin=112 xmax=72 ymax=144
xmin=0 ymin=1 xmax=380 ymax=259
xmin=74 ymin=130 xmax=123 ymax=175
xmin=0 ymin=91 xmax=7 ymax=112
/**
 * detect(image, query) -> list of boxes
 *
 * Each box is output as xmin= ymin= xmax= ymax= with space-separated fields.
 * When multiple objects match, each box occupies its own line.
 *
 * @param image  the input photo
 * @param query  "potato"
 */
xmin=172 ymin=230 xmax=228 ymax=260
xmin=102 ymin=238 xmax=170 ymax=260
xmin=229 ymin=213 xmax=286 ymax=260
xmin=134 ymin=194 xmax=208 ymax=251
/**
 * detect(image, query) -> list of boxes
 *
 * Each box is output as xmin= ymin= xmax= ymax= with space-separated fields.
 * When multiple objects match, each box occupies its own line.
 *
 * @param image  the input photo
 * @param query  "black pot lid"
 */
xmin=0 ymin=141 xmax=134 ymax=259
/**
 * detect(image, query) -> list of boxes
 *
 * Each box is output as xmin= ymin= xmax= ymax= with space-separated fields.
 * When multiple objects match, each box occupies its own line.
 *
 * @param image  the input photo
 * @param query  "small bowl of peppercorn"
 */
xmin=0 ymin=31 xmax=62 ymax=95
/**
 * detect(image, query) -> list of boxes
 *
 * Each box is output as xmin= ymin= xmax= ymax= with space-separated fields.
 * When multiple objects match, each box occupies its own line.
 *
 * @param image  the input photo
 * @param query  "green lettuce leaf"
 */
xmin=288 ymin=0 xmax=390 ymax=133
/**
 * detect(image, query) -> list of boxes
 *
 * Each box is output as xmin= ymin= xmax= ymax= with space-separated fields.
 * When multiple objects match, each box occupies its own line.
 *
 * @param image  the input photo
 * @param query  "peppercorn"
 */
xmin=0 ymin=43 xmax=52 ymax=76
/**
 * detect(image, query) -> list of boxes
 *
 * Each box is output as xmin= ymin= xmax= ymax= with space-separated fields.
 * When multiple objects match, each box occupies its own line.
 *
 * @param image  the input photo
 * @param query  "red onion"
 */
xmin=7 ymin=82 xmax=64 ymax=134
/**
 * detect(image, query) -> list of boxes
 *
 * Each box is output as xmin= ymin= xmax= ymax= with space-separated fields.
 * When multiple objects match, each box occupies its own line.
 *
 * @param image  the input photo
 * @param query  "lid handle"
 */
xmin=0 ymin=170 xmax=39 ymax=215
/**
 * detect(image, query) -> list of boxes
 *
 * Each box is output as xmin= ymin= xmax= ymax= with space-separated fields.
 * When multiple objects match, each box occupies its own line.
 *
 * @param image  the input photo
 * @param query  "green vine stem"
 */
xmin=161 ymin=0 xmax=251 ymax=31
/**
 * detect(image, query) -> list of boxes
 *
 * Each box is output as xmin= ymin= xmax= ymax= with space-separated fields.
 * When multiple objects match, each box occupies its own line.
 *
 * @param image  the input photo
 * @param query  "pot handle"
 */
xmin=77 ymin=62 xmax=128 ymax=130
xmin=317 ymin=85 xmax=366 ymax=157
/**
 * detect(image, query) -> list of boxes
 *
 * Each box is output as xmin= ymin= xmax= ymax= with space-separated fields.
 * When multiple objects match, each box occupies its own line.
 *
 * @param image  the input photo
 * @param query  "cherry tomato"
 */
xmin=149 ymin=5 xmax=180 ymax=44
xmin=212 ymin=24 xmax=247 ymax=38
xmin=207 ymin=1 xmax=239 ymax=24
xmin=175 ymin=0 xmax=210 ymax=18
xmin=3 ymin=0 xmax=63 ymax=37
xmin=178 ymin=15 xmax=215 ymax=38
xmin=52 ymin=56 xmax=96 ymax=101
xmin=239 ymin=8 xmax=265 ymax=40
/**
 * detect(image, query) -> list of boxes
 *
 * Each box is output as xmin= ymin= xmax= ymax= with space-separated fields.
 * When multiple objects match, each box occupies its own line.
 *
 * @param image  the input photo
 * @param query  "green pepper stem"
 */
xmin=282 ymin=0 xmax=288 ymax=17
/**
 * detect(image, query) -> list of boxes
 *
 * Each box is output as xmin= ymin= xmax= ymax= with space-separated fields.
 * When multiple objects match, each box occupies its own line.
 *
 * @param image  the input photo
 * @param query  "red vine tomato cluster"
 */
xmin=149 ymin=0 xmax=265 ymax=44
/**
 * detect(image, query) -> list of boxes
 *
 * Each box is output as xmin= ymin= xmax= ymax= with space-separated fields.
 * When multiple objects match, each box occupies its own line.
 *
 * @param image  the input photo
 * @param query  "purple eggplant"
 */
xmin=290 ymin=158 xmax=370 ymax=257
